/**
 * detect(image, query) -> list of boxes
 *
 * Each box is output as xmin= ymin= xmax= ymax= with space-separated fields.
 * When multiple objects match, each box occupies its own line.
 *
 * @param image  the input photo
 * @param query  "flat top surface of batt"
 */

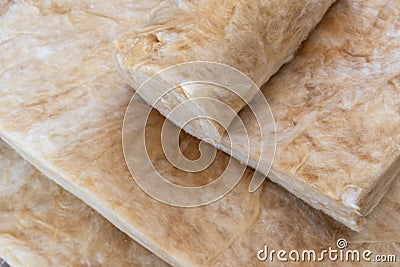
xmin=0 ymin=1 xmax=399 ymax=266
xmin=0 ymin=140 xmax=168 ymax=267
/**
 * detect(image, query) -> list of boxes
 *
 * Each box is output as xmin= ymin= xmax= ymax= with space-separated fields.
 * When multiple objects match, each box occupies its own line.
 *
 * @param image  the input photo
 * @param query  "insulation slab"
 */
xmin=0 ymin=140 xmax=168 ymax=267
xmin=118 ymin=0 xmax=400 ymax=230
xmin=117 ymin=0 xmax=335 ymax=142
xmin=0 ymin=0 xmax=399 ymax=266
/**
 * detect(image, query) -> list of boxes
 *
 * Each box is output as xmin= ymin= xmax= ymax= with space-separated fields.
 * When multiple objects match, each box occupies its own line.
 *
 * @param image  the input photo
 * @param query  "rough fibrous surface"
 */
xmin=0 ymin=140 xmax=168 ymax=267
xmin=0 ymin=0 xmax=399 ymax=266
xmin=117 ymin=0 xmax=335 ymax=142
xmin=1 ymin=132 xmax=400 ymax=266
xmin=117 ymin=0 xmax=400 ymax=231
xmin=216 ymin=0 xmax=400 ymax=231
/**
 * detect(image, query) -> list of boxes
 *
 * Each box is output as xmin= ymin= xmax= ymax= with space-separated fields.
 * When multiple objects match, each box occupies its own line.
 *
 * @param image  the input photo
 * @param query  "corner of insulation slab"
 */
xmin=341 ymin=185 xmax=363 ymax=210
